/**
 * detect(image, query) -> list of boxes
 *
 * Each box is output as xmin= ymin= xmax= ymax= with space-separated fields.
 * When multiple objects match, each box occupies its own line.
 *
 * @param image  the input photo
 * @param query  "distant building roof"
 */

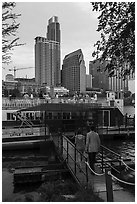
xmin=64 ymin=49 xmax=82 ymax=60
xmin=15 ymin=78 xmax=35 ymax=82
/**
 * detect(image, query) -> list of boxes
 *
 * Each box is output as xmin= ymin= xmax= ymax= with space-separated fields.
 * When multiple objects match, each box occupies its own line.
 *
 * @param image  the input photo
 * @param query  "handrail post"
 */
xmin=58 ymin=132 xmax=59 ymax=150
xmin=61 ymin=133 xmax=63 ymax=155
xmin=74 ymin=143 xmax=76 ymax=174
xmin=67 ymin=140 xmax=68 ymax=163
xmin=85 ymin=158 xmax=88 ymax=186
xmin=105 ymin=168 xmax=113 ymax=202
xmin=101 ymin=147 xmax=104 ymax=173
xmin=119 ymin=155 xmax=122 ymax=175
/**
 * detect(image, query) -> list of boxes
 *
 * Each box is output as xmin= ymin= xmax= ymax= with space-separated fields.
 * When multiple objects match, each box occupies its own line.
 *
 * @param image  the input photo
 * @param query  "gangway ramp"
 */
xmin=53 ymin=134 xmax=135 ymax=202
xmin=13 ymin=111 xmax=34 ymax=129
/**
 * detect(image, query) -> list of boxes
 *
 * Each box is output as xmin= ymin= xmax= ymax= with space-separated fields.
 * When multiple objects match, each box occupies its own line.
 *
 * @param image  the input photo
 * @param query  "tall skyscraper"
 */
xmin=47 ymin=16 xmax=60 ymax=43
xmin=35 ymin=16 xmax=61 ymax=87
xmin=62 ymin=49 xmax=86 ymax=93
xmin=35 ymin=36 xmax=60 ymax=86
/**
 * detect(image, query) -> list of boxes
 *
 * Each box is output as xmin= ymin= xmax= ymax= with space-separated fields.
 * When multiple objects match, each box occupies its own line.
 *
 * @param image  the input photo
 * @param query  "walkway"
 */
xmin=53 ymin=134 xmax=135 ymax=202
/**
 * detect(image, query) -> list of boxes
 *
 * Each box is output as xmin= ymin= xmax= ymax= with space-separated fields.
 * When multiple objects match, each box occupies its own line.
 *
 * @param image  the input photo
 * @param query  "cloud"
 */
xmin=75 ymin=2 xmax=100 ymax=19
xmin=11 ymin=46 xmax=34 ymax=67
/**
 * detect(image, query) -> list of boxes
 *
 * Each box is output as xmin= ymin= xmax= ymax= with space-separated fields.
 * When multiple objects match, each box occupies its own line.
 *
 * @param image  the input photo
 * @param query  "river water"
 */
xmin=103 ymin=139 xmax=135 ymax=163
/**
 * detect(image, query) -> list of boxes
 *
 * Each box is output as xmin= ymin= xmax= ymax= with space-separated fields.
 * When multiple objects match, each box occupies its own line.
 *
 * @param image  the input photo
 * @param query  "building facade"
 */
xmin=2 ymin=80 xmax=18 ymax=96
xmin=35 ymin=36 xmax=60 ymax=87
xmin=89 ymin=59 xmax=129 ymax=98
xmin=15 ymin=78 xmax=39 ymax=96
xmin=47 ymin=16 xmax=60 ymax=43
xmin=35 ymin=16 xmax=61 ymax=87
xmin=62 ymin=49 xmax=86 ymax=93
xmin=89 ymin=60 xmax=109 ymax=91
xmin=109 ymin=70 xmax=128 ymax=98
xmin=86 ymin=74 xmax=92 ymax=89
xmin=5 ymin=74 xmax=14 ymax=81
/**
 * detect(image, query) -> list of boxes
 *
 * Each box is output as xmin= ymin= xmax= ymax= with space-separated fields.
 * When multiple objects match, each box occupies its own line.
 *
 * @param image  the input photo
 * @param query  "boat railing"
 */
xmin=2 ymin=98 xmax=115 ymax=109
xmin=2 ymin=98 xmax=46 ymax=108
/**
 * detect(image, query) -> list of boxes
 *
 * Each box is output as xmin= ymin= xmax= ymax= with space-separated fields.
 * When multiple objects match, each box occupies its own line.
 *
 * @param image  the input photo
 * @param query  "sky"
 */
xmin=2 ymin=1 xmax=101 ymax=80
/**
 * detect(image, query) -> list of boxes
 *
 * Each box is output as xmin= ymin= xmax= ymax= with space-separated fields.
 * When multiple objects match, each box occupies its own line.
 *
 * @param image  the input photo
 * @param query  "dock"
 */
xmin=53 ymin=134 xmax=135 ymax=202
xmin=14 ymin=164 xmax=69 ymax=184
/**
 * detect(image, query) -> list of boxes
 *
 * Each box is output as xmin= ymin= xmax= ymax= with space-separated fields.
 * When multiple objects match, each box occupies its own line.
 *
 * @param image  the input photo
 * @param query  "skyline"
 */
xmin=2 ymin=2 xmax=100 ymax=80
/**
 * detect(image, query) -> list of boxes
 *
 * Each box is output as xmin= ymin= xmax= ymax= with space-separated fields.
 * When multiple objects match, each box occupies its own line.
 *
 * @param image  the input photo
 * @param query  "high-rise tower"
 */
xmin=35 ymin=36 xmax=60 ymax=86
xmin=35 ymin=16 xmax=61 ymax=87
xmin=62 ymin=49 xmax=86 ymax=93
xmin=47 ymin=16 xmax=60 ymax=43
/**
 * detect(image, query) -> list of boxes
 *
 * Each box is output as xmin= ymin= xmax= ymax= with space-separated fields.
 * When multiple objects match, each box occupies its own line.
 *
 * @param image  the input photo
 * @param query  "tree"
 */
xmin=2 ymin=2 xmax=23 ymax=64
xmin=91 ymin=2 xmax=135 ymax=78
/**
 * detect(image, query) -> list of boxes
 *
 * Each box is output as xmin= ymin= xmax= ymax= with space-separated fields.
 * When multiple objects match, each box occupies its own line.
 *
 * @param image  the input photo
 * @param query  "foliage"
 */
xmin=124 ymin=93 xmax=135 ymax=106
xmin=91 ymin=2 xmax=135 ymax=78
xmin=124 ymin=91 xmax=131 ymax=98
xmin=2 ymin=2 xmax=23 ymax=64
xmin=38 ymin=179 xmax=103 ymax=202
xmin=38 ymin=179 xmax=78 ymax=201
xmin=72 ymin=187 xmax=103 ymax=202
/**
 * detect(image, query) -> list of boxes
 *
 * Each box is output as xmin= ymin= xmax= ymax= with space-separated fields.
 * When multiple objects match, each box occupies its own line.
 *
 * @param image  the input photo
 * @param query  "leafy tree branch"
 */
xmin=91 ymin=2 xmax=135 ymax=78
xmin=2 ymin=2 xmax=24 ymax=64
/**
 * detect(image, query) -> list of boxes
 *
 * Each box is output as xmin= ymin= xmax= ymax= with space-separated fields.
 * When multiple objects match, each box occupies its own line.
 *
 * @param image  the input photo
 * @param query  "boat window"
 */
xmin=57 ymin=112 xmax=62 ymax=119
xmin=11 ymin=113 xmax=16 ymax=120
xmin=46 ymin=112 xmax=52 ymax=120
xmin=87 ymin=112 xmax=93 ymax=120
xmin=35 ymin=112 xmax=40 ymax=120
xmin=40 ymin=112 xmax=44 ymax=120
xmin=63 ymin=112 xmax=71 ymax=120
xmin=71 ymin=112 xmax=76 ymax=119
xmin=7 ymin=113 xmax=11 ymax=120
xmin=66 ymin=112 xmax=71 ymax=119
xmin=52 ymin=112 xmax=58 ymax=119
xmin=26 ymin=113 xmax=29 ymax=119
xmin=7 ymin=113 xmax=16 ymax=121
xmin=30 ymin=112 xmax=34 ymax=120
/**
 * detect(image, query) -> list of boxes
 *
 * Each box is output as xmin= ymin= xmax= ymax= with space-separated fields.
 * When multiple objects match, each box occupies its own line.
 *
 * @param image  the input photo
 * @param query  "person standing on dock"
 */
xmin=85 ymin=126 xmax=100 ymax=174
xmin=75 ymin=128 xmax=85 ymax=170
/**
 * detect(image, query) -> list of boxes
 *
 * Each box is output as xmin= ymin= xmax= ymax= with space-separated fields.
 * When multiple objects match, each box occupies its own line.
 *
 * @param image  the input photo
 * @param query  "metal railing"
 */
xmin=97 ymin=125 xmax=135 ymax=136
xmin=99 ymin=144 xmax=123 ymax=172
xmin=53 ymin=133 xmax=89 ymax=187
xmin=2 ymin=98 xmax=47 ymax=109
xmin=53 ymin=133 xmax=135 ymax=201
